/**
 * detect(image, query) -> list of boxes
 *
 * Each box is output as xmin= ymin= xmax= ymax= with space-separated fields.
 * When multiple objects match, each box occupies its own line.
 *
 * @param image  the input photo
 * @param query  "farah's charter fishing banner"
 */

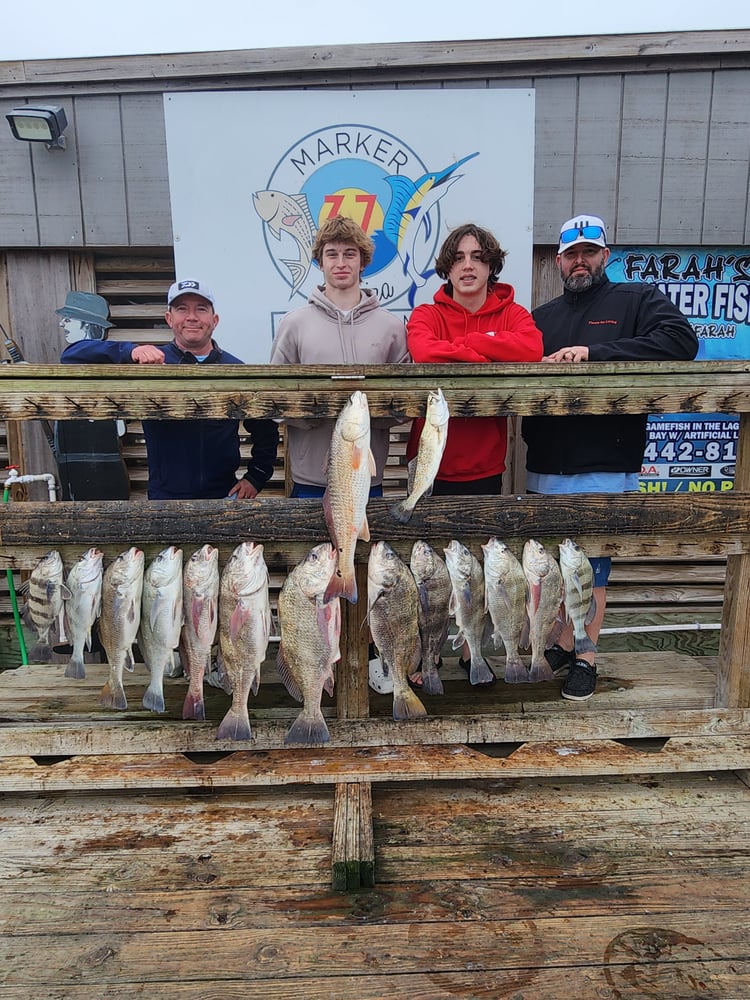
xmin=607 ymin=247 xmax=749 ymax=493
xmin=163 ymin=89 xmax=535 ymax=363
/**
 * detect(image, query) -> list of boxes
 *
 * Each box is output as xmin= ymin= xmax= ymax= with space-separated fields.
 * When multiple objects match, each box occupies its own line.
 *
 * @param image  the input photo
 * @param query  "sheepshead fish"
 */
xmin=276 ymin=543 xmax=341 ymax=745
xmin=522 ymin=539 xmax=564 ymax=683
xmin=323 ymin=390 xmax=375 ymax=604
xmin=24 ymin=550 xmax=69 ymax=663
xmin=444 ymin=540 xmax=495 ymax=686
xmin=139 ymin=546 xmax=183 ymax=714
xmin=391 ymin=388 xmax=450 ymax=524
xmin=559 ymin=538 xmax=597 ymax=657
xmin=216 ymin=542 xmax=272 ymax=741
xmin=98 ymin=547 xmax=145 ymax=710
xmin=409 ymin=539 xmax=451 ymax=696
xmin=180 ymin=545 xmax=220 ymax=721
xmin=367 ymin=541 xmax=426 ymax=721
xmin=482 ymin=538 xmax=528 ymax=684
xmin=63 ymin=547 xmax=103 ymax=680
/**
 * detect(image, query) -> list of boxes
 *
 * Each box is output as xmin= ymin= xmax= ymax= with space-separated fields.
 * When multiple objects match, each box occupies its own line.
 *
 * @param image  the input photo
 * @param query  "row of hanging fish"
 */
xmin=368 ymin=536 xmax=597 ymax=699
xmin=323 ymin=388 xmax=450 ymax=605
xmin=23 ymin=541 xmax=342 ymax=747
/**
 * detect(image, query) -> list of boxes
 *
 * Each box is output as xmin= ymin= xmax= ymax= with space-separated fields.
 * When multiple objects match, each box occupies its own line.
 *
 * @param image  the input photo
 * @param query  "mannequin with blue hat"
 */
xmin=56 ymin=291 xmax=114 ymax=344
xmin=54 ymin=290 xmax=130 ymax=501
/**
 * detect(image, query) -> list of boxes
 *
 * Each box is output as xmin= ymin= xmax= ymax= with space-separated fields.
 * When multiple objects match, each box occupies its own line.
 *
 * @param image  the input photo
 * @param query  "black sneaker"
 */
xmin=561 ymin=659 xmax=597 ymax=701
xmin=545 ymin=644 xmax=575 ymax=675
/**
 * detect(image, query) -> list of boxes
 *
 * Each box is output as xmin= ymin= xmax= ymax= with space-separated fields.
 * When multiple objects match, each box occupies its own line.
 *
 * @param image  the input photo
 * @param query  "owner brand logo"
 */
xmin=253 ymin=123 xmax=479 ymax=306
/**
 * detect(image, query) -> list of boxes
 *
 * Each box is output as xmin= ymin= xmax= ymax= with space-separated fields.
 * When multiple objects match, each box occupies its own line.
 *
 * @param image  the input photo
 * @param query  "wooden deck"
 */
xmin=2 ymin=763 xmax=749 ymax=996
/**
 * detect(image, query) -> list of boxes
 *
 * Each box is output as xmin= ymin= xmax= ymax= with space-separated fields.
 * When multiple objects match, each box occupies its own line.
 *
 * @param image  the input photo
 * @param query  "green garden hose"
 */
xmin=3 ymin=485 xmax=28 ymax=665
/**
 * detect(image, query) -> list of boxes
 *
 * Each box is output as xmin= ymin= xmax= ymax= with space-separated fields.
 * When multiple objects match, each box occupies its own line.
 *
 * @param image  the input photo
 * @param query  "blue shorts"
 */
xmin=590 ymin=557 xmax=611 ymax=587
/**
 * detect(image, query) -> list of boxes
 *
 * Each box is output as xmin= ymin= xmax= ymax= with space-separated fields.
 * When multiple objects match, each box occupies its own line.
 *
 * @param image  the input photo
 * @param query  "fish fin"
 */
xmin=250 ymin=667 xmax=261 ymax=698
xmin=323 ymin=664 xmax=335 ymax=697
xmin=368 ymin=450 xmax=377 ymax=476
xmin=182 ymin=689 xmax=206 ymax=721
xmin=276 ymin=646 xmax=304 ymax=702
xmin=124 ymin=648 xmax=135 ymax=673
xmin=419 ymin=666 xmax=444 ymax=697
xmin=392 ymin=686 xmax=428 ymax=721
xmin=28 ymin=640 xmax=52 ymax=663
xmin=584 ymin=594 xmax=597 ymax=627
xmin=519 ymin=616 xmax=530 ymax=650
xmin=229 ymin=602 xmax=251 ymax=643
xmin=389 ymin=499 xmax=414 ymax=524
xmin=322 ymin=489 xmax=336 ymax=541
xmin=450 ymin=630 xmax=464 ymax=651
xmin=60 ymin=583 xmax=72 ymax=601
xmin=284 ymin=709 xmax=330 ymax=746
xmin=64 ymin=656 xmax=86 ymax=680
xmin=324 ymin=565 xmax=357 ymax=604
xmin=574 ymin=635 xmax=597 ymax=656
xmin=215 ymin=707 xmax=252 ymax=742
xmin=142 ymin=686 xmax=166 ymax=714
xmin=358 ymin=513 xmax=370 ymax=543
xmin=504 ymin=656 xmax=529 ymax=685
xmin=469 ymin=656 xmax=496 ymax=686
xmin=98 ymin=679 xmax=127 ymax=711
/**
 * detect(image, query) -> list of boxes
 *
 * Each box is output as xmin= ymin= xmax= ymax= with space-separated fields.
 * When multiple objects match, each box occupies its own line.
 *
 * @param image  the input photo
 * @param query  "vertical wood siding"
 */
xmin=0 ymin=67 xmax=748 ymax=248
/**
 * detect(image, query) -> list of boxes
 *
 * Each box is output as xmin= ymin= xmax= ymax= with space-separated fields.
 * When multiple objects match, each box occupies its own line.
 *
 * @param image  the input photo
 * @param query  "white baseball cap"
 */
xmin=167 ymin=279 xmax=216 ymax=307
xmin=558 ymin=214 xmax=608 ymax=253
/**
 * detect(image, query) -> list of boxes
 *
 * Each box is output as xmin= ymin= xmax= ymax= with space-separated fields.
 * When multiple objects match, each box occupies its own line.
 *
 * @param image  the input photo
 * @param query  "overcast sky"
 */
xmin=1 ymin=1 xmax=748 ymax=61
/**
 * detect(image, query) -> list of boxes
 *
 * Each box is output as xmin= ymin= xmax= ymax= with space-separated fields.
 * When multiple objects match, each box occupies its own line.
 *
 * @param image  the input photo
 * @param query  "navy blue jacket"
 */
xmin=522 ymin=275 xmax=698 ymax=474
xmin=61 ymin=339 xmax=279 ymax=499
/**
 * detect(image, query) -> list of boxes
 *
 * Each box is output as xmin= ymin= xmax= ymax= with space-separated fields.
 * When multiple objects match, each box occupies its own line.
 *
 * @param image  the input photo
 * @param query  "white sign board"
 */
xmin=164 ymin=89 xmax=535 ymax=363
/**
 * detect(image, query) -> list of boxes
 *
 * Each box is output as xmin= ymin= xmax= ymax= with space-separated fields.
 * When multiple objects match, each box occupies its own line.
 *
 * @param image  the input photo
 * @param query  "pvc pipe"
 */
xmin=599 ymin=623 xmax=721 ymax=635
xmin=2 ymin=467 xmax=57 ymax=502
xmin=3 ymin=484 xmax=29 ymax=665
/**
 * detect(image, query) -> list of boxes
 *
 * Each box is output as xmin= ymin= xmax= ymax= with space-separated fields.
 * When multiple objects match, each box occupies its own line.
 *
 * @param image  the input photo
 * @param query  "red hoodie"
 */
xmin=406 ymin=282 xmax=543 ymax=481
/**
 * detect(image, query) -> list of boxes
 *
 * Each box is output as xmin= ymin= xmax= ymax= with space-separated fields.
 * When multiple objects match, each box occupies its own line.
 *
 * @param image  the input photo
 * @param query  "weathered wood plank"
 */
xmin=4 ymin=361 xmax=746 ymax=420
xmin=1 ymin=495 xmax=749 ymax=553
xmin=1 ymin=909 xmax=748 ymax=986
xmin=12 ymin=32 xmax=750 ymax=89
xmin=617 ymin=72 xmax=670 ymax=242
xmin=3 ymin=736 xmax=750 ymax=792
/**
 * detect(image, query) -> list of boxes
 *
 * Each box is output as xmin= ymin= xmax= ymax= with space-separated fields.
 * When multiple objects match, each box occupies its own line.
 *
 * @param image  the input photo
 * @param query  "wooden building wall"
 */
xmin=1 ymin=31 xmax=749 ymax=251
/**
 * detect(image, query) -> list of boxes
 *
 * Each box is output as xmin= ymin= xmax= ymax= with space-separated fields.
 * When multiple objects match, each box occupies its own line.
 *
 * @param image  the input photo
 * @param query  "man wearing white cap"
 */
xmin=522 ymin=213 xmax=698 ymax=702
xmin=61 ymin=279 xmax=279 ymax=500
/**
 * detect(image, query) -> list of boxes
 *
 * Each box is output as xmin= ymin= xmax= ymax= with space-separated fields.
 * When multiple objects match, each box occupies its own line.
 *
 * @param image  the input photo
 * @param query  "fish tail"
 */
xmin=182 ymin=688 xmax=206 ymax=721
xmin=503 ymin=654 xmax=528 ymax=685
xmin=389 ymin=498 xmax=415 ymax=524
xmin=64 ymin=654 xmax=86 ymax=680
xmin=528 ymin=656 xmax=555 ymax=683
xmin=574 ymin=635 xmax=597 ymax=656
xmin=98 ymin=678 xmax=128 ymax=711
xmin=142 ymin=684 xmax=166 ymax=714
xmin=419 ymin=665 xmax=444 ymax=697
xmin=470 ymin=656 xmax=496 ymax=687
xmin=324 ymin=565 xmax=357 ymax=604
xmin=215 ymin=706 xmax=253 ymax=742
xmin=284 ymin=709 xmax=330 ymax=746
xmin=393 ymin=686 xmax=427 ymax=721
xmin=29 ymin=639 xmax=52 ymax=663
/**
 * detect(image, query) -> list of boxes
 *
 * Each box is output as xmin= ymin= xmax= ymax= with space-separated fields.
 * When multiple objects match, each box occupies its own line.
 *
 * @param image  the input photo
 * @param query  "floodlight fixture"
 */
xmin=6 ymin=106 xmax=68 ymax=150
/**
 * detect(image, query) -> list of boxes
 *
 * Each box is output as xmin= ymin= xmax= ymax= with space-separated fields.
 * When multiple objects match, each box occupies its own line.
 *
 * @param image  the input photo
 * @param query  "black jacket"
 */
xmin=61 ymin=338 xmax=279 ymax=499
xmin=522 ymin=275 xmax=698 ymax=474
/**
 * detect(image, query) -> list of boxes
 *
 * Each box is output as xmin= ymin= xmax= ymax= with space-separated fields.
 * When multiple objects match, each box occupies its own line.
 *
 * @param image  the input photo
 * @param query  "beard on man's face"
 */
xmin=562 ymin=258 xmax=606 ymax=293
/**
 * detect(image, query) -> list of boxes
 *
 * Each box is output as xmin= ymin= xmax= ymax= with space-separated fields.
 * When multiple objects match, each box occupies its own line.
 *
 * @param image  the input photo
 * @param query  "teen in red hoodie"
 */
xmin=406 ymin=223 xmax=543 ymax=492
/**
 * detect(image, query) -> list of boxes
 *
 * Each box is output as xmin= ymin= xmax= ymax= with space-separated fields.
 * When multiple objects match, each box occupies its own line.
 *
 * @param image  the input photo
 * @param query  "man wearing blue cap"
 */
xmin=61 ymin=280 xmax=279 ymax=500
xmin=522 ymin=213 xmax=698 ymax=702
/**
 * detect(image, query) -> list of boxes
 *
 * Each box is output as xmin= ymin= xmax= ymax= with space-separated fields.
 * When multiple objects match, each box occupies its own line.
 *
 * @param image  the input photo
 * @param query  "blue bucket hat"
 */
xmin=55 ymin=291 xmax=113 ymax=329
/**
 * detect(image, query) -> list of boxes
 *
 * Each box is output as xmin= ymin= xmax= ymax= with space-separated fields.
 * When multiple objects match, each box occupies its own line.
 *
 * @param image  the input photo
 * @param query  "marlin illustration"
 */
xmin=253 ymin=189 xmax=317 ymax=297
xmin=380 ymin=152 xmax=479 ymax=292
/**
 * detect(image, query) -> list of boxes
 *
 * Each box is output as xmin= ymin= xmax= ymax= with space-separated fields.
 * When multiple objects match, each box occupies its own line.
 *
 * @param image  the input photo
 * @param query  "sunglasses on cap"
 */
xmin=559 ymin=225 xmax=606 ymax=245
